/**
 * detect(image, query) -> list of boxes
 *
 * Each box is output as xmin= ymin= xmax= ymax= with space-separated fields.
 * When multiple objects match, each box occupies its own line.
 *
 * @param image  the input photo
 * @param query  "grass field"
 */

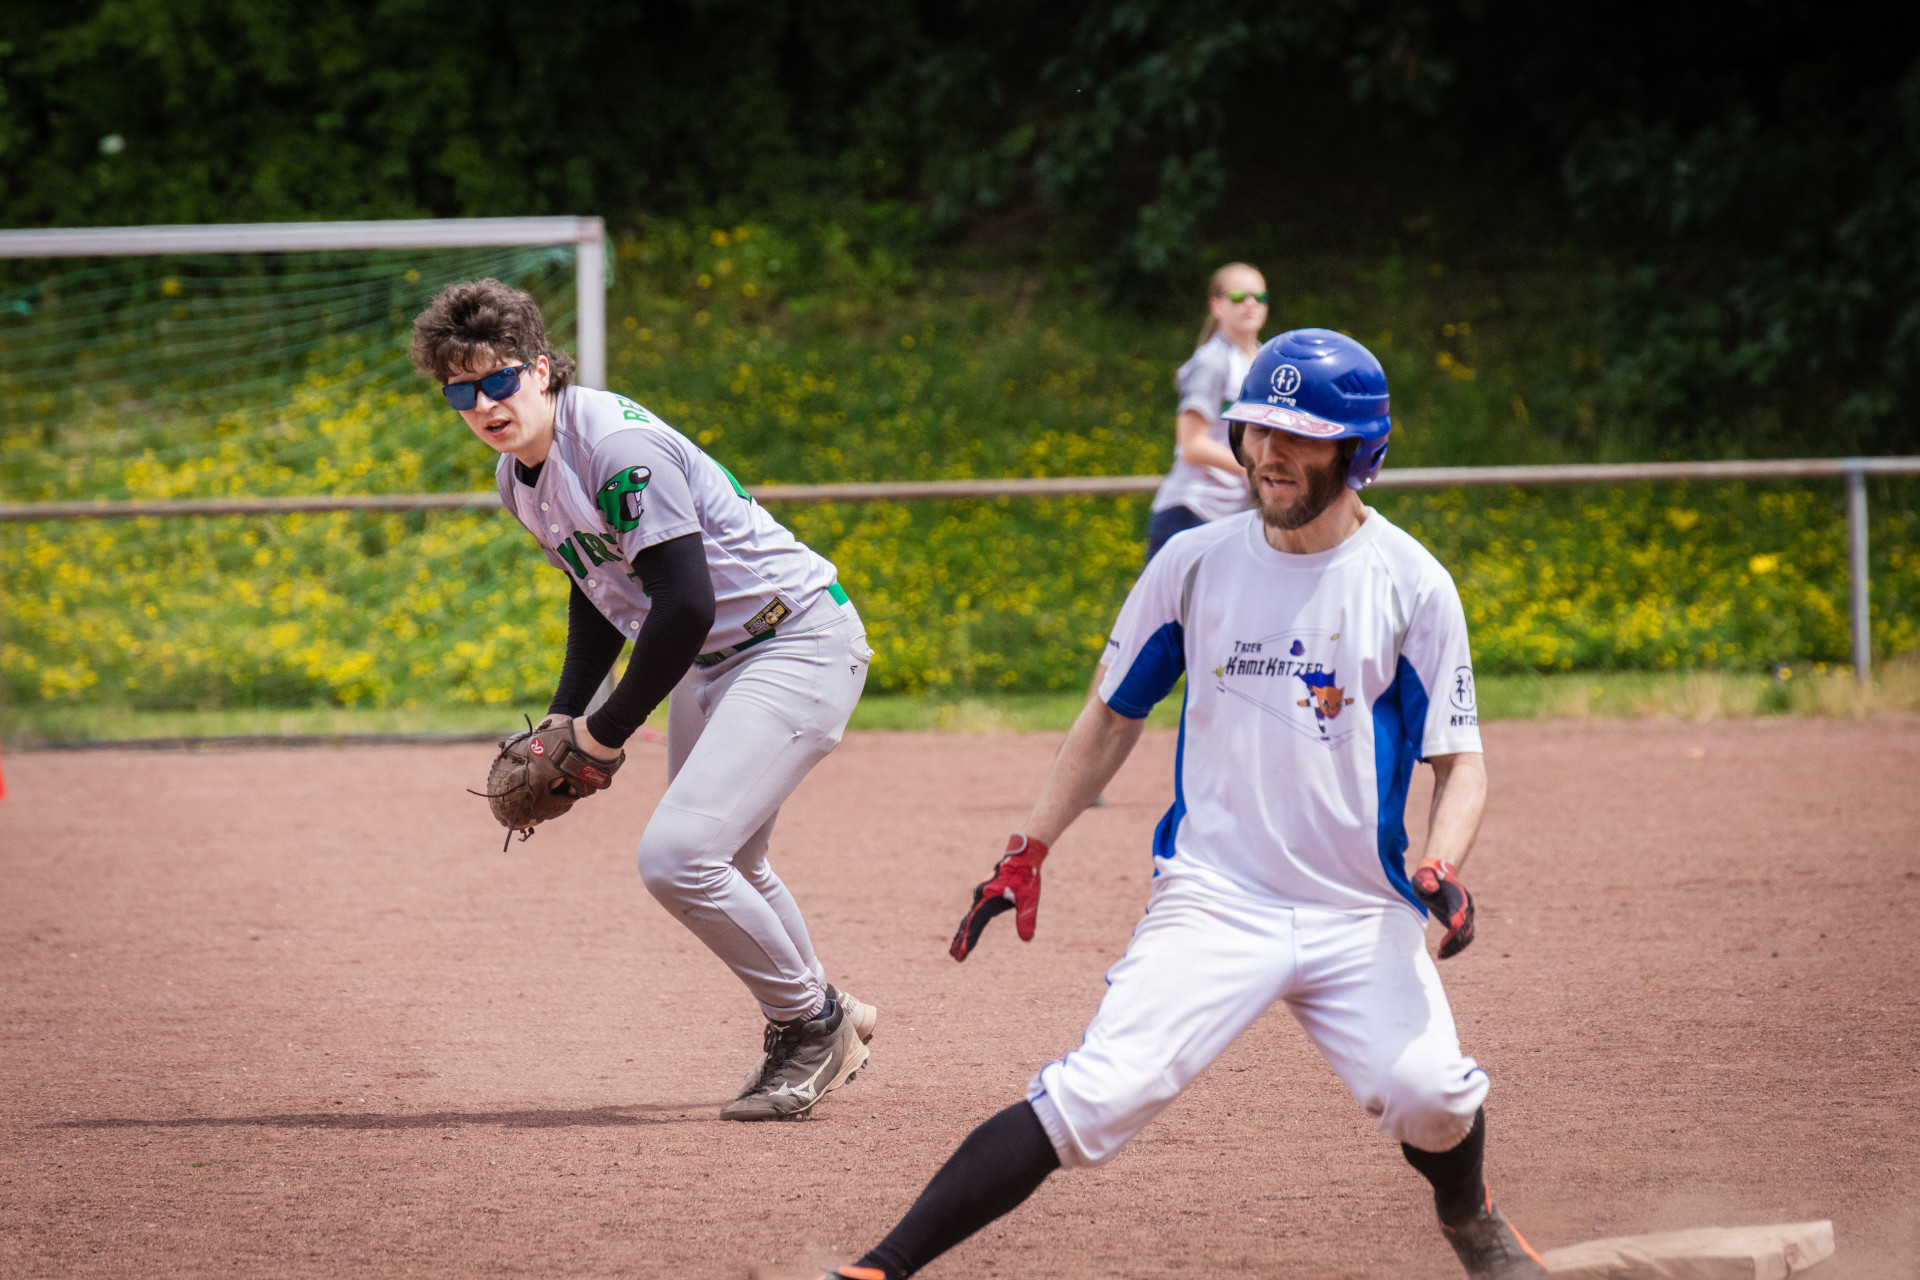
xmin=4 ymin=661 xmax=1914 ymax=747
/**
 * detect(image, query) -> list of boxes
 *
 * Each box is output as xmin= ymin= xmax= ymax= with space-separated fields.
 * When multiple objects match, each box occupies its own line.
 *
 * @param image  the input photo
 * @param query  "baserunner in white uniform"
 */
xmin=814 ymin=331 xmax=1549 ymax=1280
xmin=412 ymin=279 xmax=876 ymax=1122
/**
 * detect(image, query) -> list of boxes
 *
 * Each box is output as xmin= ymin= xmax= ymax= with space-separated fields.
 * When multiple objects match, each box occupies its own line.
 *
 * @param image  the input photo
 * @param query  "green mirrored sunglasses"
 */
xmin=1224 ymin=289 xmax=1269 ymax=304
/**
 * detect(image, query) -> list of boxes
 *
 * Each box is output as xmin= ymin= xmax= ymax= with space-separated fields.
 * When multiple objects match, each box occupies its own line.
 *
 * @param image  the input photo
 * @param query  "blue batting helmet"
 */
xmin=1221 ymin=329 xmax=1391 ymax=489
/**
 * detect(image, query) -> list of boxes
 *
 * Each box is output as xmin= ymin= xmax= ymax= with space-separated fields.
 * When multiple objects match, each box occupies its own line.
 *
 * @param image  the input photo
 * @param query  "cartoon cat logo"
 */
xmin=1295 ymin=669 xmax=1354 ymax=730
xmin=596 ymin=466 xmax=652 ymax=532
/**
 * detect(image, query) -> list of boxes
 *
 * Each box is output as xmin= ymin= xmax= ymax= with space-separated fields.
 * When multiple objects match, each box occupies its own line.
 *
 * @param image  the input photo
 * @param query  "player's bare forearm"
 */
xmin=1423 ymin=752 xmax=1487 ymax=872
xmin=1176 ymin=409 xmax=1245 ymax=474
xmin=1023 ymin=666 xmax=1144 ymax=847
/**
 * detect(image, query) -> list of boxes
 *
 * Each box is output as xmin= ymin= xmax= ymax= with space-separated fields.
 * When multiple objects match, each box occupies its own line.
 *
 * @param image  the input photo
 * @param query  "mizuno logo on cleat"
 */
xmin=766 ymin=1060 xmax=830 ymax=1100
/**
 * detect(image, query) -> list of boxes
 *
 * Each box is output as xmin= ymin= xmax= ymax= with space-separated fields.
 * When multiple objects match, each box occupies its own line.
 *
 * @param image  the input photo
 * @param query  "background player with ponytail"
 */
xmin=1143 ymin=262 xmax=1271 ymax=562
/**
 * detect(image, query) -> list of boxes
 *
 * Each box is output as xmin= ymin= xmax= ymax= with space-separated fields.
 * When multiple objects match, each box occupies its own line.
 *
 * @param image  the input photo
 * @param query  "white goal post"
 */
xmin=0 ymin=216 xmax=608 ymax=388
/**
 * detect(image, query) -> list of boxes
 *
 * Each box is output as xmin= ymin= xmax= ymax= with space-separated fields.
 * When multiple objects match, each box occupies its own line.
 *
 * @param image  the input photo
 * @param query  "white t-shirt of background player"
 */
xmin=1097 ymin=509 xmax=1482 ymax=914
xmin=1150 ymin=334 xmax=1254 ymax=523
xmin=495 ymin=385 xmax=840 ymax=651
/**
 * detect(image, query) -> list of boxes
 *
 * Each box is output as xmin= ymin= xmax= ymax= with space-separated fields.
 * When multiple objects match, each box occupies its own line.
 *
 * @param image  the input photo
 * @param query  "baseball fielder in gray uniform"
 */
xmin=412 ymin=279 xmax=875 ymax=1121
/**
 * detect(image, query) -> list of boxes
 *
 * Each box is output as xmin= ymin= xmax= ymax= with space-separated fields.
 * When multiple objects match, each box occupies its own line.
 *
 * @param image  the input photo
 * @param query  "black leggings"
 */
xmin=854 ymin=1100 xmax=1490 ymax=1279
xmin=857 ymin=1101 xmax=1060 ymax=1280
xmin=1143 ymin=503 xmax=1208 ymax=563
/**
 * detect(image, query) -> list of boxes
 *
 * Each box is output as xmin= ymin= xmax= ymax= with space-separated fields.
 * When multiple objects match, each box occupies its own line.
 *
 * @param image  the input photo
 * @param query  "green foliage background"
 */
xmin=5 ymin=1 xmax=1919 ymax=457
xmin=2 ymin=219 xmax=1914 ymax=711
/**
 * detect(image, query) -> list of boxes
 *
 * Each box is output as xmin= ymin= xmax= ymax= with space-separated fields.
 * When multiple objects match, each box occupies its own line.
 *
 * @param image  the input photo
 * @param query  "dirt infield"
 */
xmin=3 ymin=719 xmax=1917 ymax=1279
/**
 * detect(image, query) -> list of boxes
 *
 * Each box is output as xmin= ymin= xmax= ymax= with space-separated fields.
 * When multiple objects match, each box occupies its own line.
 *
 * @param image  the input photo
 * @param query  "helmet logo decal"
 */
xmin=1271 ymin=364 xmax=1302 ymax=397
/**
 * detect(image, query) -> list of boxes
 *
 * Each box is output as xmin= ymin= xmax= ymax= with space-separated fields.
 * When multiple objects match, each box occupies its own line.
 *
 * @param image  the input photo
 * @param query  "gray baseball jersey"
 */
xmin=495 ymin=385 xmax=840 ymax=651
xmin=1151 ymin=333 xmax=1255 ymax=523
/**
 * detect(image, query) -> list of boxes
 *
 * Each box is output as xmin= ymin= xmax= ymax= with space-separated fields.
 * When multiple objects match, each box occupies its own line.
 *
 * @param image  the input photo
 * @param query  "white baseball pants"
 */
xmin=1027 ymin=872 xmax=1489 ymax=1167
xmin=635 ymin=600 xmax=871 ymax=1022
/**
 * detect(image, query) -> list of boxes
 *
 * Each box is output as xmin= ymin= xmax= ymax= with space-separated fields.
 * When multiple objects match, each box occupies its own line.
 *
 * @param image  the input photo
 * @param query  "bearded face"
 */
xmin=1246 ymin=440 xmax=1350 ymax=531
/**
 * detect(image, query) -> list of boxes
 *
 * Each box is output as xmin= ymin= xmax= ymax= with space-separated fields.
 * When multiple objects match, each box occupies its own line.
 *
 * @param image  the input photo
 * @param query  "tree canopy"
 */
xmin=2 ymin=0 xmax=1916 ymax=454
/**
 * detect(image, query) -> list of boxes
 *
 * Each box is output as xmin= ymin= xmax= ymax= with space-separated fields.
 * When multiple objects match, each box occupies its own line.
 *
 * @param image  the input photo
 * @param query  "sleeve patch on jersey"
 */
xmin=1107 ymin=621 xmax=1185 ymax=719
xmin=595 ymin=466 xmax=652 ymax=532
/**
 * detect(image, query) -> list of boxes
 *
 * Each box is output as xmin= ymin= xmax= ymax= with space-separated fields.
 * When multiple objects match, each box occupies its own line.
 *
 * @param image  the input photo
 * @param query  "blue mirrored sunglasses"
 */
xmin=442 ymin=361 xmax=533 ymax=411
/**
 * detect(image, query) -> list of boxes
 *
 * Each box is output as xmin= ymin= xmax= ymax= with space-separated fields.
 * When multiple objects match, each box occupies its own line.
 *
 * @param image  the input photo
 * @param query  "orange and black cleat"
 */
xmin=816 ymin=1269 xmax=885 ymax=1280
xmin=1441 ymin=1194 xmax=1549 ymax=1279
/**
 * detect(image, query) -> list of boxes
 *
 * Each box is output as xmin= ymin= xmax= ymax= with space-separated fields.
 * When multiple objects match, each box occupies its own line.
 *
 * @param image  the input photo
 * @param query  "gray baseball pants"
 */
xmin=635 ymin=599 xmax=871 ymax=1022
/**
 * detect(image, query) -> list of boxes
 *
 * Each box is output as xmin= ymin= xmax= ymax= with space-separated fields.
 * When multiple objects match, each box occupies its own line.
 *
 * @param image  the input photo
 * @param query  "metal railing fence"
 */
xmin=2 ymin=456 xmax=1915 ymax=686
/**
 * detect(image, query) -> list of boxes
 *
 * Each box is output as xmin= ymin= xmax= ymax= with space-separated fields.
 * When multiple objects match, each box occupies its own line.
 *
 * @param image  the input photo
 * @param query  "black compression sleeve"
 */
xmin=548 ymin=580 xmax=627 ymax=718
xmin=583 ymin=531 xmax=715 ymax=749
xmin=859 ymin=1101 xmax=1061 ymax=1280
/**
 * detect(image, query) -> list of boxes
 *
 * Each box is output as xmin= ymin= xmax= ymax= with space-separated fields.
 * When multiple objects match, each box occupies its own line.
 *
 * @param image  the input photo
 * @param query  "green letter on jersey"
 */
xmin=576 ymin=530 xmax=624 ymax=565
xmin=596 ymin=465 xmax=652 ymax=532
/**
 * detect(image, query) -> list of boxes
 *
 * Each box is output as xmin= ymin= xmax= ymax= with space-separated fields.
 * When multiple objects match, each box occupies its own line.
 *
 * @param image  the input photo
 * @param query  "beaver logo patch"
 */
xmin=596 ymin=466 xmax=652 ymax=532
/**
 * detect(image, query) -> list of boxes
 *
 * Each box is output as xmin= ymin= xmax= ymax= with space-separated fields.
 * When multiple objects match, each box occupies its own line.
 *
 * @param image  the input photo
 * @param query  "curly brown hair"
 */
xmin=410 ymin=278 xmax=577 ymax=393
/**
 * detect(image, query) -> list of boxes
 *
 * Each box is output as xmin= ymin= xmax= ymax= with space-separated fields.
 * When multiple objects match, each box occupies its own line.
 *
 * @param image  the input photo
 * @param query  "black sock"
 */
xmin=779 ymin=998 xmax=834 ymax=1028
xmin=857 ymin=1101 xmax=1061 ymax=1280
xmin=1401 ymin=1107 xmax=1487 ymax=1227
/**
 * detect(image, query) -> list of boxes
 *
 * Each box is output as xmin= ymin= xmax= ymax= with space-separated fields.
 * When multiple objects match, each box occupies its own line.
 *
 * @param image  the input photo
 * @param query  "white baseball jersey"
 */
xmin=496 ymin=385 xmax=840 ymax=651
xmin=1150 ymin=334 xmax=1254 ymax=522
xmin=1097 ymin=508 xmax=1482 ymax=913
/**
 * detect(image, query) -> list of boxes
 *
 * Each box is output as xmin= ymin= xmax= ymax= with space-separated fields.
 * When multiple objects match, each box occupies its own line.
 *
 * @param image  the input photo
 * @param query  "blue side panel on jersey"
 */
xmin=1149 ymin=684 xmax=1190 ymax=868
xmin=1106 ymin=621 xmax=1185 ymax=719
xmin=1372 ymin=655 xmax=1429 ymax=912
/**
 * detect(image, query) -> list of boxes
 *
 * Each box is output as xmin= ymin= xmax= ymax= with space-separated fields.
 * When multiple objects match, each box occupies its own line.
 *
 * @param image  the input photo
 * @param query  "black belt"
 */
xmin=693 ymin=627 xmax=777 ymax=668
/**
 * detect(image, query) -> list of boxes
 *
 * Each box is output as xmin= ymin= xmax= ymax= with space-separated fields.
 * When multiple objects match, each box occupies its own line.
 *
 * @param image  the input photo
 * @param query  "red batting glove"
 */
xmin=950 ymin=834 xmax=1049 ymax=962
xmin=1411 ymin=857 xmax=1476 ymax=960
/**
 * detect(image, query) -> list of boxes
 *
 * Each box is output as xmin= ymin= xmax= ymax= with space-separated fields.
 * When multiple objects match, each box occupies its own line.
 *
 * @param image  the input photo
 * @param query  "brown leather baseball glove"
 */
xmin=475 ymin=715 xmax=626 ymax=850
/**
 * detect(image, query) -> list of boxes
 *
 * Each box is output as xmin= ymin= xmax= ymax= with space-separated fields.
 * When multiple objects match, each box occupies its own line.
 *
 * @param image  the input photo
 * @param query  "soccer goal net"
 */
xmin=0 ymin=219 xmax=605 ymax=734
